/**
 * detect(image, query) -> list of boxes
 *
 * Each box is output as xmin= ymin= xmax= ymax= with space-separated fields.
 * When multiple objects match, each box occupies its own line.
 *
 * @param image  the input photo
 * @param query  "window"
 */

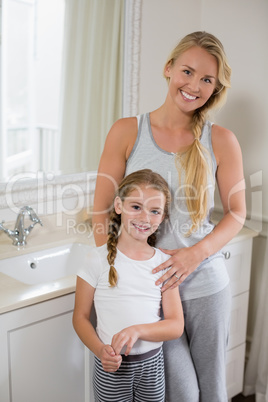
xmin=0 ymin=0 xmax=65 ymax=180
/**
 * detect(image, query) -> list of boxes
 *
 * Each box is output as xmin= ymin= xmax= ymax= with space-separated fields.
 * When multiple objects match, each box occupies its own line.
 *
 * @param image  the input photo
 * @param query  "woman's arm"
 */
xmin=111 ymin=286 xmax=184 ymax=356
xmin=92 ymin=117 xmax=138 ymax=246
xmin=73 ymin=277 xmax=122 ymax=372
xmin=152 ymin=125 xmax=246 ymax=291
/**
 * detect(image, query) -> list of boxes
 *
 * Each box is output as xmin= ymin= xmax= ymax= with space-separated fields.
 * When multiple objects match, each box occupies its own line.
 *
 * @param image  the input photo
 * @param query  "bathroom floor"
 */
xmin=233 ymin=394 xmax=255 ymax=401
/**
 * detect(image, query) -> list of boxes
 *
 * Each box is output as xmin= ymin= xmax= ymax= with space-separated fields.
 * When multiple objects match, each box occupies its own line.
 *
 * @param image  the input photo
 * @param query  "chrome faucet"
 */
xmin=0 ymin=206 xmax=43 ymax=246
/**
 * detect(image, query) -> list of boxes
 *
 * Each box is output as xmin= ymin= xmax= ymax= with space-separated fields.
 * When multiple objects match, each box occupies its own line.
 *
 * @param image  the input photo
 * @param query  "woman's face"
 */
xmin=164 ymin=46 xmax=218 ymax=114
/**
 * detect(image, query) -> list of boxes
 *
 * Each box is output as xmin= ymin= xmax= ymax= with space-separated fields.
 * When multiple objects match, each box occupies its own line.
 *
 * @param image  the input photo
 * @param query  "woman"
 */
xmin=92 ymin=31 xmax=246 ymax=401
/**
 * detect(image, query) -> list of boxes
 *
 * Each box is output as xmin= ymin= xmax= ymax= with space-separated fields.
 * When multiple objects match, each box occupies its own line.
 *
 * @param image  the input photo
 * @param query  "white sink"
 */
xmin=0 ymin=243 xmax=92 ymax=285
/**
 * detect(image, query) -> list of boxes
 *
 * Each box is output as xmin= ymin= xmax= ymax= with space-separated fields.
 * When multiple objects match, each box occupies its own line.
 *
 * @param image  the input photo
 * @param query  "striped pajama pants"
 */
xmin=93 ymin=348 xmax=165 ymax=402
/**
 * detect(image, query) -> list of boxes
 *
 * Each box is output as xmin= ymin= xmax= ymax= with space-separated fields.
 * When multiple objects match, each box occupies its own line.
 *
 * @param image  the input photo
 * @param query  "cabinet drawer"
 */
xmin=228 ymin=292 xmax=249 ymax=350
xmin=226 ymin=343 xmax=245 ymax=399
xmin=222 ymin=238 xmax=253 ymax=296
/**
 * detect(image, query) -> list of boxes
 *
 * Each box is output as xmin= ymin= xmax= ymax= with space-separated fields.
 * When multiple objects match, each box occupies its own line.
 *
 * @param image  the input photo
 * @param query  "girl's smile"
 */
xmin=132 ymin=222 xmax=151 ymax=232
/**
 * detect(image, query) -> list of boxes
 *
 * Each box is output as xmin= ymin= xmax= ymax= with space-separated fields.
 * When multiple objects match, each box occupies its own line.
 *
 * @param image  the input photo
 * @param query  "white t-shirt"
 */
xmin=78 ymin=244 xmax=170 ymax=355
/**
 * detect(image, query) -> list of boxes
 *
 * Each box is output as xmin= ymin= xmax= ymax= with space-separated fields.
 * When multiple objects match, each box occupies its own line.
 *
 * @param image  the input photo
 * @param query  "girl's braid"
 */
xmin=107 ymin=209 xmax=121 ymax=287
xmin=147 ymin=231 xmax=157 ymax=247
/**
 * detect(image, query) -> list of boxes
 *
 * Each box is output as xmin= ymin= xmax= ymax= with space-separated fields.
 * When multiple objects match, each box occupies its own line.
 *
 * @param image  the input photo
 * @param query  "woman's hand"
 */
xmin=99 ymin=344 xmax=122 ymax=372
xmin=153 ymin=247 xmax=202 ymax=291
xmin=111 ymin=326 xmax=139 ymax=356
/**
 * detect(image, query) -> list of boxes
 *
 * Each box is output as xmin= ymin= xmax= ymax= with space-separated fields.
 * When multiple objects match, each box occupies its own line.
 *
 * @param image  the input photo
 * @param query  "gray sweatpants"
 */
xmin=163 ymin=285 xmax=232 ymax=402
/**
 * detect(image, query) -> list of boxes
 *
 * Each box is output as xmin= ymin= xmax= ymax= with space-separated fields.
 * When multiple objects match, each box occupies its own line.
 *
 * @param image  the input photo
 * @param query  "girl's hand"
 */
xmin=111 ymin=326 xmax=139 ymax=356
xmin=153 ymin=247 xmax=202 ymax=291
xmin=99 ymin=344 xmax=122 ymax=372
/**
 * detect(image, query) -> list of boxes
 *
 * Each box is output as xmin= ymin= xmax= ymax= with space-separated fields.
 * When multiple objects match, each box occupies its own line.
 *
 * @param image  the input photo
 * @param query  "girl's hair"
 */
xmin=163 ymin=31 xmax=231 ymax=234
xmin=107 ymin=169 xmax=171 ymax=287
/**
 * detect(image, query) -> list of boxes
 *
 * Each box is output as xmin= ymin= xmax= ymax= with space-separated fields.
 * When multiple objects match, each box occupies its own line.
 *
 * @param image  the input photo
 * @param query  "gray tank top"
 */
xmin=125 ymin=113 xmax=229 ymax=301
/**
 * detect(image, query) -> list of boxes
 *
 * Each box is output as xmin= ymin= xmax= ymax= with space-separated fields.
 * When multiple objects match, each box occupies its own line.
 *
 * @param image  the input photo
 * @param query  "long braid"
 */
xmin=107 ymin=210 xmax=121 ymax=287
xmin=176 ymin=109 xmax=212 ymax=235
xmin=147 ymin=231 xmax=157 ymax=247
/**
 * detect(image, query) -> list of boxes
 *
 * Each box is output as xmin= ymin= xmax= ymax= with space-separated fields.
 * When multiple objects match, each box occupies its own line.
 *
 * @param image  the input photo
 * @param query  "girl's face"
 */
xmin=114 ymin=185 xmax=166 ymax=243
xmin=164 ymin=46 xmax=218 ymax=114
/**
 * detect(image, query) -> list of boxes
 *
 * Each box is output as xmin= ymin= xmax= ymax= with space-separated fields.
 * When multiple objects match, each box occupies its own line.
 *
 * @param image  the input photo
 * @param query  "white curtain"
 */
xmin=58 ymin=0 xmax=124 ymax=172
xmin=243 ymin=235 xmax=268 ymax=402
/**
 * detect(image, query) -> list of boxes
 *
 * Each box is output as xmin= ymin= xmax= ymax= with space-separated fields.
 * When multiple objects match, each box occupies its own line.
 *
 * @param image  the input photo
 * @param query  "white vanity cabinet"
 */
xmin=224 ymin=236 xmax=254 ymax=400
xmin=0 ymin=293 xmax=85 ymax=402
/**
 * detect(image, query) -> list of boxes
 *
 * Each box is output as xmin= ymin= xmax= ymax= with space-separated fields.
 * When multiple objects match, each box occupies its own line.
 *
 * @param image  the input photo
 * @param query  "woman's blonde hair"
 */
xmin=107 ymin=169 xmax=171 ymax=287
xmin=164 ymin=31 xmax=231 ymax=234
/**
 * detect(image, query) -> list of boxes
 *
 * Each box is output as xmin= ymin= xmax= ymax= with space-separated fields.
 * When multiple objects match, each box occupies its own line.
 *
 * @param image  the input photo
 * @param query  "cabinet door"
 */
xmin=227 ymin=292 xmax=249 ymax=351
xmin=0 ymin=294 xmax=85 ymax=402
xmin=222 ymin=238 xmax=253 ymax=296
xmin=226 ymin=344 xmax=246 ymax=399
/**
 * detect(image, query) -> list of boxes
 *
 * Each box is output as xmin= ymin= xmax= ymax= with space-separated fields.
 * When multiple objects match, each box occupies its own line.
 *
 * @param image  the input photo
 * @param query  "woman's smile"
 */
xmin=180 ymin=90 xmax=198 ymax=101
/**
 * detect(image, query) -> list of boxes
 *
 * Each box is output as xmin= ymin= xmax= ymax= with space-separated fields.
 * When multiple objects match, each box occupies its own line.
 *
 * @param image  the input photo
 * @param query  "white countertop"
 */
xmin=0 ymin=228 xmax=94 ymax=314
xmin=0 ymin=224 xmax=258 ymax=315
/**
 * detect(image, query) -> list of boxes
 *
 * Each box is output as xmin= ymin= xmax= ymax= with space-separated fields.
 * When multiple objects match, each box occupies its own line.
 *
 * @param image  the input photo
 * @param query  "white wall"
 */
xmin=139 ymin=0 xmax=201 ymax=113
xmin=138 ymin=0 xmax=268 ymax=342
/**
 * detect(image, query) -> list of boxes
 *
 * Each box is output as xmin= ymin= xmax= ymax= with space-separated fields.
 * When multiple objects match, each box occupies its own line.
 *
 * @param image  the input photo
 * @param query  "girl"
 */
xmin=73 ymin=169 xmax=183 ymax=402
xmin=92 ymin=32 xmax=246 ymax=401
